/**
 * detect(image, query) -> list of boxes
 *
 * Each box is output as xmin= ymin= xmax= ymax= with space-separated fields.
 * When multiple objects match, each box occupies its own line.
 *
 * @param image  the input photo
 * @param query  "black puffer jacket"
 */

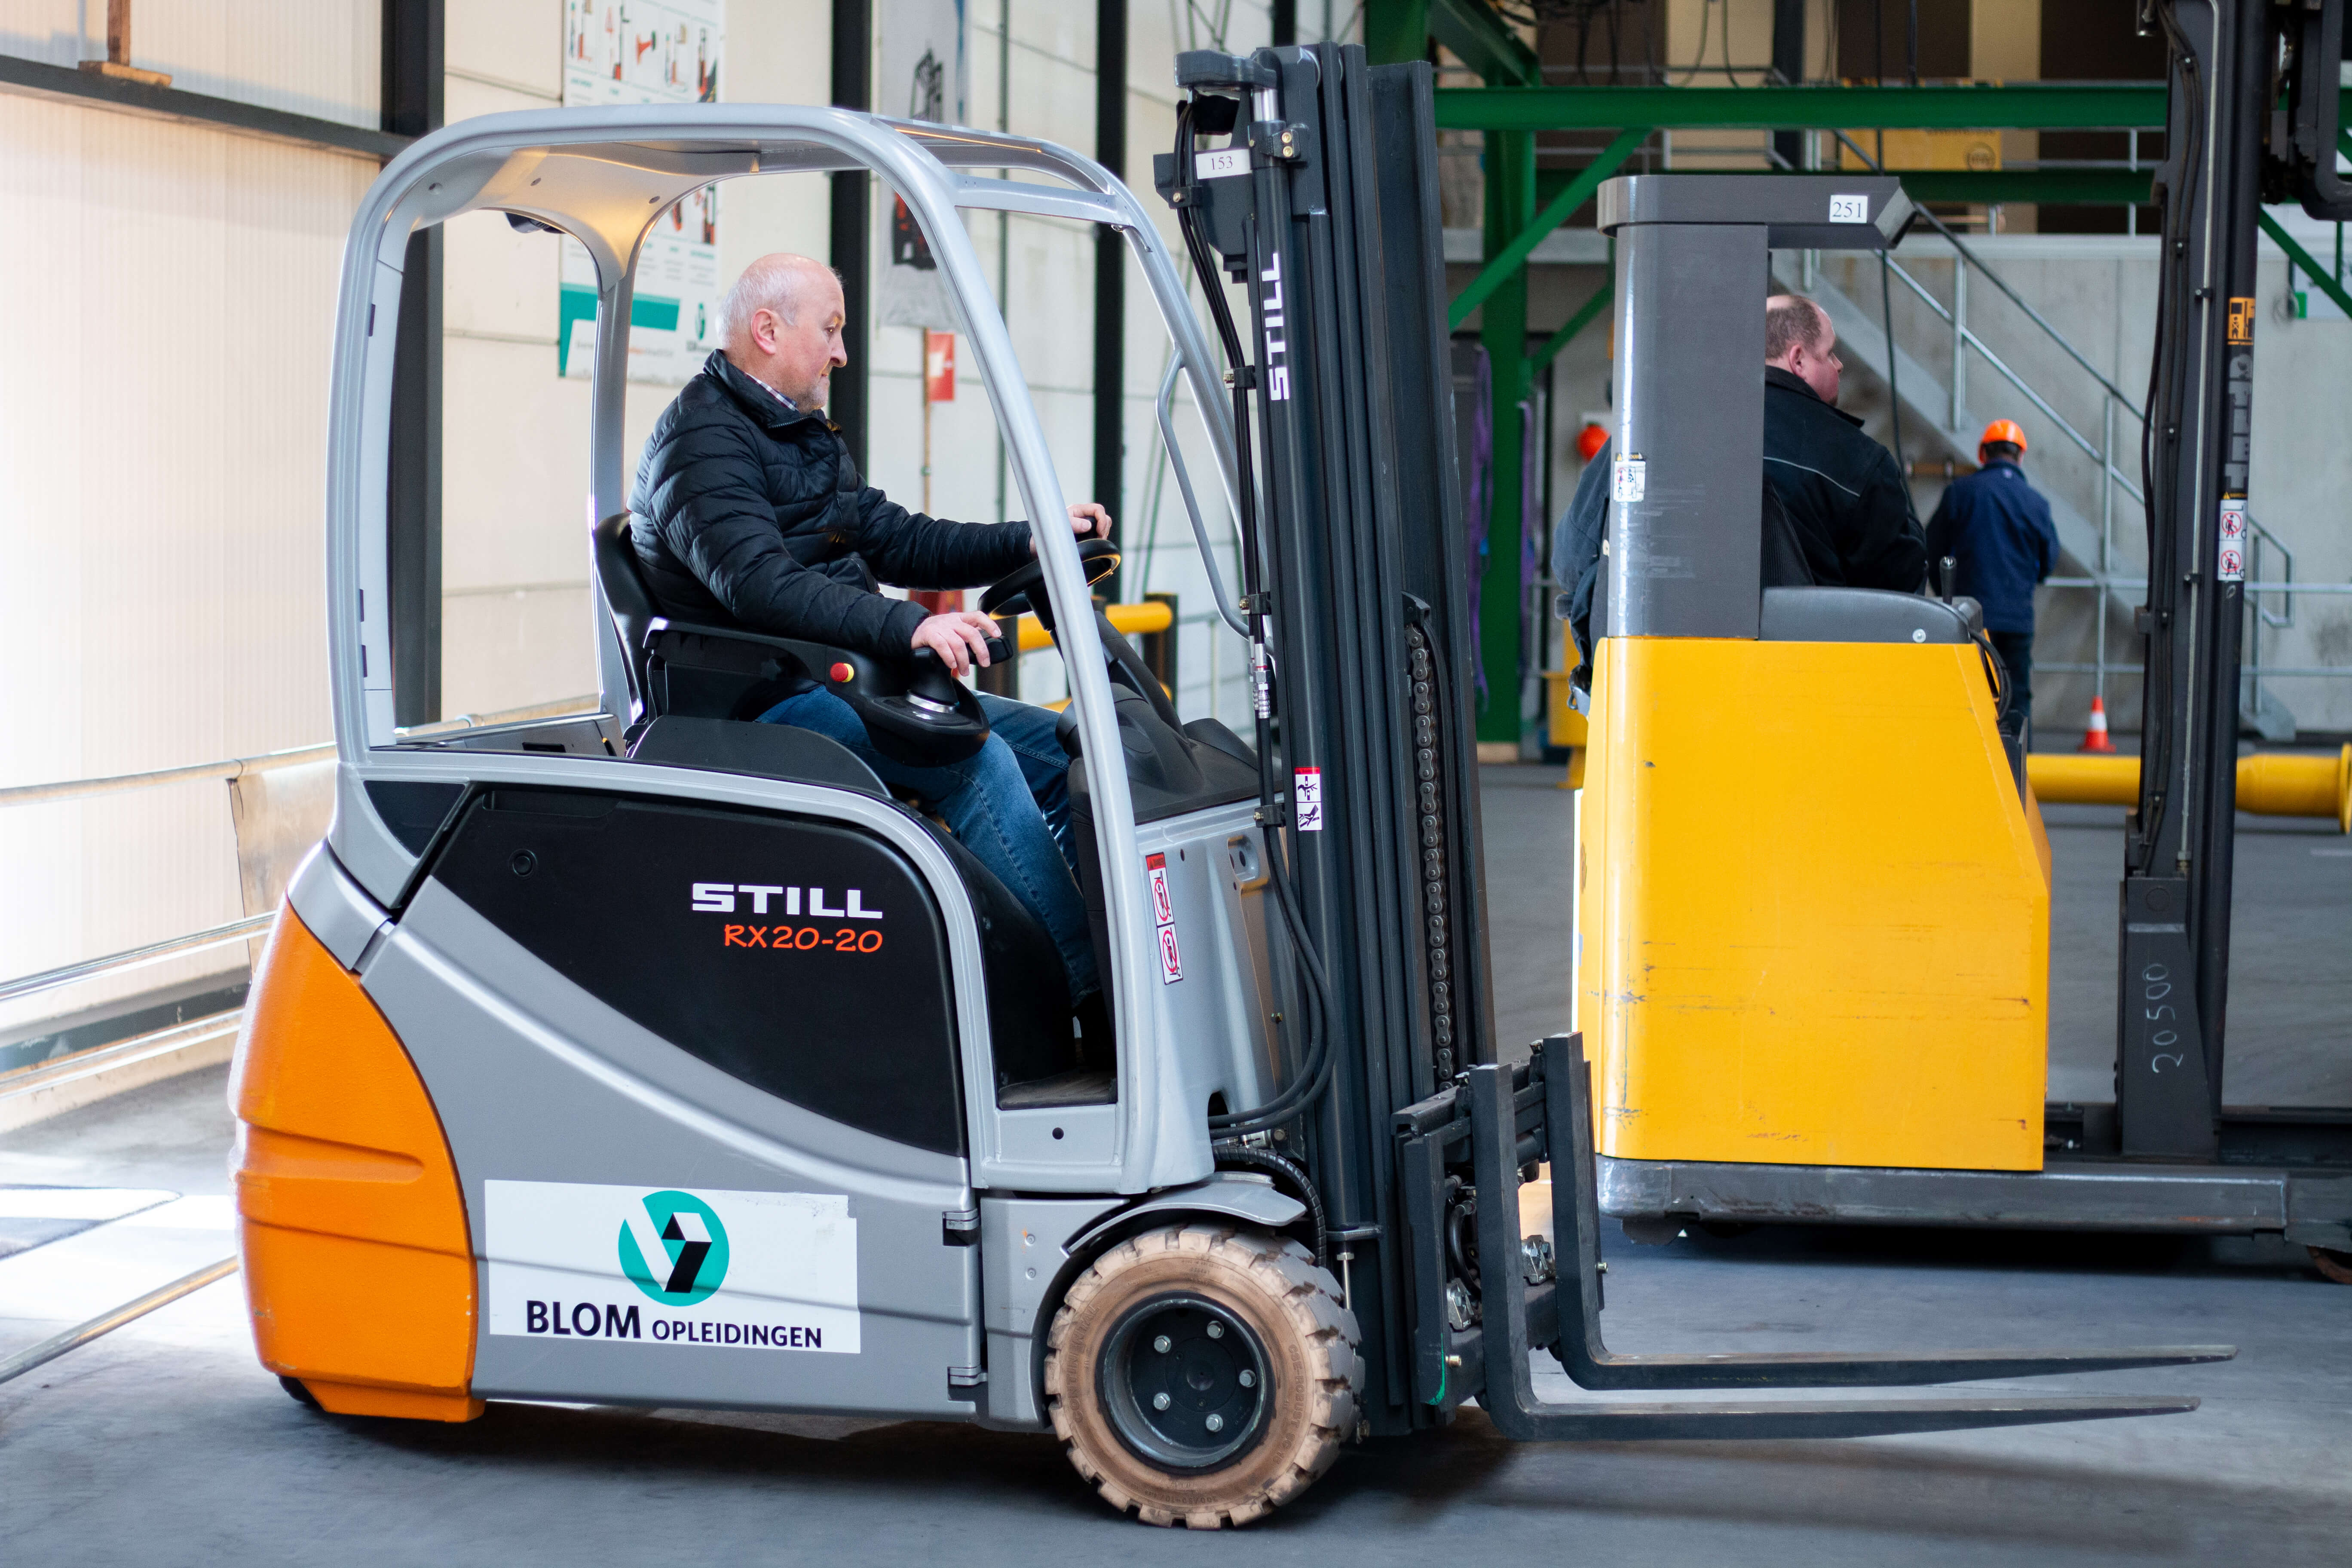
xmin=630 ymin=351 xmax=1033 ymax=658
xmin=1761 ymin=366 xmax=1926 ymax=592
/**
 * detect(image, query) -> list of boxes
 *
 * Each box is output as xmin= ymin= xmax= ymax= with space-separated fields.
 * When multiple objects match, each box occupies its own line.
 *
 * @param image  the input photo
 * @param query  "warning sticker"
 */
xmin=2218 ymin=500 xmax=2246 ymax=582
xmin=1294 ymin=766 xmax=1324 ymax=832
xmin=1611 ymin=453 xmax=1646 ymax=505
xmin=1146 ymin=851 xmax=1182 ymax=983
xmin=1146 ymin=852 xmax=1175 ymax=926
xmin=485 ymin=1181 xmax=859 ymax=1354
xmin=2226 ymin=297 xmax=2256 ymax=344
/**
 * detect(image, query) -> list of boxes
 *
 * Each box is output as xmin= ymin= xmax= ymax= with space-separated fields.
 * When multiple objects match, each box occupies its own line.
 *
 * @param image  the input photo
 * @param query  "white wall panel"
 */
xmin=0 ymin=87 xmax=371 ymax=1008
xmin=0 ymin=0 xmax=385 ymax=126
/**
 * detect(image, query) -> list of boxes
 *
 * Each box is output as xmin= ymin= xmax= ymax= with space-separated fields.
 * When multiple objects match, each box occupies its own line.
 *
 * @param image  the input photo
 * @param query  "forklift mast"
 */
xmin=1156 ymin=40 xmax=2232 ymax=1440
xmin=2120 ymin=0 xmax=2352 ymax=1159
xmin=1158 ymin=43 xmax=1492 ymax=1430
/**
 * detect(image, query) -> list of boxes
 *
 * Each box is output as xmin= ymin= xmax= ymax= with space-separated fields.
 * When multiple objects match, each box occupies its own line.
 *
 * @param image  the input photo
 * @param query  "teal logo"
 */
xmin=618 ymin=1190 xmax=729 ymax=1305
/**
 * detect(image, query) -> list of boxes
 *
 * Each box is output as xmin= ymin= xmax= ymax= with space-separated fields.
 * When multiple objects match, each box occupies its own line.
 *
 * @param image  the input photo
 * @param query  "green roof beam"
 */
xmin=1428 ymin=0 xmax=1541 ymax=88
xmin=1451 ymin=126 xmax=1648 ymax=329
xmin=2260 ymin=210 xmax=2352 ymax=319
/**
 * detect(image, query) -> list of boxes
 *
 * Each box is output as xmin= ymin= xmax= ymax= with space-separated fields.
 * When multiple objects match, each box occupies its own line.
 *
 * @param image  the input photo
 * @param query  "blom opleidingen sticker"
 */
xmin=486 ymin=1180 xmax=860 ymax=1353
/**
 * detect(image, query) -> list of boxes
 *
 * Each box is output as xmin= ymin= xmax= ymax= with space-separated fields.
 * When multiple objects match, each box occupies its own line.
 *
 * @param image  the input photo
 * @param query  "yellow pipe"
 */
xmin=1012 ymin=599 xmax=1174 ymax=654
xmin=2025 ymin=745 xmax=2352 ymax=832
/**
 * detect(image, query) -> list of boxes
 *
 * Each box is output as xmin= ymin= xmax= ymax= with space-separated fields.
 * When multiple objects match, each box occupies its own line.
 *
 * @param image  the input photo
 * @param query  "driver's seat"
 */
xmin=591 ymin=510 xmax=822 ymax=732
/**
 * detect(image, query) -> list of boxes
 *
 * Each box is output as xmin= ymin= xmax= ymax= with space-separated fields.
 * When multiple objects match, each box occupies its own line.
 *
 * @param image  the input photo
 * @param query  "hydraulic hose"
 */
xmin=1173 ymin=94 xmax=1343 ymax=1142
xmin=1212 ymin=1142 xmax=1330 ymax=1268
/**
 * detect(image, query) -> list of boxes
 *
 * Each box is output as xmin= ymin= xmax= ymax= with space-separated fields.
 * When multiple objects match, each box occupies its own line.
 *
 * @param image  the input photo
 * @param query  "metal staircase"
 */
xmin=1774 ymin=242 xmax=2302 ymax=740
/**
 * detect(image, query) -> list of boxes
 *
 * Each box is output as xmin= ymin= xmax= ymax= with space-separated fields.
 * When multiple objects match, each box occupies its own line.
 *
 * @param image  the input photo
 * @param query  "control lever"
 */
xmin=910 ymin=636 xmax=1010 ymax=698
xmin=1940 ymin=555 xmax=1959 ymax=603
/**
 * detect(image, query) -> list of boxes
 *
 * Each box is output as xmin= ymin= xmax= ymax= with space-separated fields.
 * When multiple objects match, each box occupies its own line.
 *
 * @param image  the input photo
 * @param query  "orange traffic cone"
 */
xmin=2078 ymin=695 xmax=2117 ymax=753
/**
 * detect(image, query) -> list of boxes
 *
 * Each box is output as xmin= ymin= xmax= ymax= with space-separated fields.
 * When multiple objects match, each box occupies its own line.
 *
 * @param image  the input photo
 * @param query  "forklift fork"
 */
xmin=1456 ymin=1038 xmax=2231 ymax=1440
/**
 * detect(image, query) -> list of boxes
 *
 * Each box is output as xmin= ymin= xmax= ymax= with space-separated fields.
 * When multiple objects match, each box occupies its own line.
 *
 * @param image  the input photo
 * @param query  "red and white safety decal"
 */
xmin=1294 ymin=766 xmax=1324 ymax=832
xmin=1145 ymin=852 xmax=1182 ymax=983
xmin=2217 ymin=499 xmax=2247 ymax=583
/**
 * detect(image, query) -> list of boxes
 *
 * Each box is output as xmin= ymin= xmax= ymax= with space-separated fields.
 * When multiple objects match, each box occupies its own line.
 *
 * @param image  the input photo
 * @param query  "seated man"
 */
xmin=1760 ymin=292 xmax=1926 ymax=591
xmin=630 ymin=252 xmax=1105 ymax=1005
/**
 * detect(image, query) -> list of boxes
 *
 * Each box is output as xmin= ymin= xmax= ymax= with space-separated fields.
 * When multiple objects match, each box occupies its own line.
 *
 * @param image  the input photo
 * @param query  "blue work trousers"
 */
xmin=757 ymin=687 xmax=1098 ymax=1001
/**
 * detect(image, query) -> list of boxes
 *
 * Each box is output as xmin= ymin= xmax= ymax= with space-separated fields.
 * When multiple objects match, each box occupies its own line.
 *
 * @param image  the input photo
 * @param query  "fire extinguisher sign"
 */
xmin=1146 ymin=852 xmax=1182 ymax=983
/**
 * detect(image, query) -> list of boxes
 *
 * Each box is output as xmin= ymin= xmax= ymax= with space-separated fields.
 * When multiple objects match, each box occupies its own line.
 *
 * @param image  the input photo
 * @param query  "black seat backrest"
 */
xmin=591 ymin=511 xmax=659 ymax=714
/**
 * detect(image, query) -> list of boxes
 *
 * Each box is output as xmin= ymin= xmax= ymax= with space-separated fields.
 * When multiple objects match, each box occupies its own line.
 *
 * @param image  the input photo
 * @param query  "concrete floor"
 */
xmin=3 ymin=767 xmax=2347 ymax=1564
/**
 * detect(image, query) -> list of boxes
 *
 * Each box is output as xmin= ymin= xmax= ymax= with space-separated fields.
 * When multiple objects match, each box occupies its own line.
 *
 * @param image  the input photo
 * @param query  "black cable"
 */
xmin=2128 ymin=0 xmax=2203 ymax=870
xmin=1212 ymin=1142 xmax=1329 ymax=1267
xmin=1879 ymin=249 xmax=1917 ymax=527
xmin=1172 ymin=95 xmax=1341 ymax=1139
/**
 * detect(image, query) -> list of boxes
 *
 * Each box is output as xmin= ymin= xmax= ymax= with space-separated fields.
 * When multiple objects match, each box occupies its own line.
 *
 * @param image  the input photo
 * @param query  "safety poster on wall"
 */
xmin=558 ymin=1 xmax=727 ymax=383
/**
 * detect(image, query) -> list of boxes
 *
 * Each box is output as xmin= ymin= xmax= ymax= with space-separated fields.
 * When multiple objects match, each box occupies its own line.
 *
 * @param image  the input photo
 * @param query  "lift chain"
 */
xmin=1406 ymin=624 xmax=1456 ymax=1079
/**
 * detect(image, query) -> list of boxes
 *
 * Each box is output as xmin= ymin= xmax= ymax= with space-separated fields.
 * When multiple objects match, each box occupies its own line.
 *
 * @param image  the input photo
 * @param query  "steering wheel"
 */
xmin=831 ymin=634 xmax=1010 ymax=768
xmin=979 ymin=538 xmax=1121 ymax=628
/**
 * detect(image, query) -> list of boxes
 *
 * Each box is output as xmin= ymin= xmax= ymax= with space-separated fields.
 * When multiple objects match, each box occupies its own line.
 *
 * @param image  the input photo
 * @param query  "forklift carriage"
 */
xmin=230 ymin=43 xmax=2225 ymax=1529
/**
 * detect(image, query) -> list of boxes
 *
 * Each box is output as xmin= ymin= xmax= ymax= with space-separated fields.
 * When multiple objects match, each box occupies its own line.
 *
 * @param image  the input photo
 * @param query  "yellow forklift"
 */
xmin=1577 ymin=0 xmax=2352 ymax=1274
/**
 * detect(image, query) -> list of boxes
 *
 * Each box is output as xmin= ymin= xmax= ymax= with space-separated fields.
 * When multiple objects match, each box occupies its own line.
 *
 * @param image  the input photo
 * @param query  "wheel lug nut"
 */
xmin=1153 ymin=1335 xmax=1171 ymax=1353
xmin=1206 ymin=1322 xmax=1224 ymax=1339
xmin=1205 ymin=1413 xmax=1224 ymax=1433
xmin=1153 ymin=1392 xmax=1172 ymax=1410
xmin=1238 ymin=1369 xmax=1256 ymax=1388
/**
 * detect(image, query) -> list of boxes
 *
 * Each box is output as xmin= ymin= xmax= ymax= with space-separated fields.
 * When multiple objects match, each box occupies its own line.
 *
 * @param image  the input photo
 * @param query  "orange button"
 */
xmin=830 ymin=662 xmax=854 ymax=683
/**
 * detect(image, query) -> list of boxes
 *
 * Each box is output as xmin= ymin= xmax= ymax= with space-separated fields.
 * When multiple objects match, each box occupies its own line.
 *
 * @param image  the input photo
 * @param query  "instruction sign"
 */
xmin=558 ymin=0 xmax=727 ymax=383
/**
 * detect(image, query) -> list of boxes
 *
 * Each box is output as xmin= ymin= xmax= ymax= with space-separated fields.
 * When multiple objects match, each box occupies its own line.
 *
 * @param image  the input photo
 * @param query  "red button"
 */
xmin=830 ymin=662 xmax=854 ymax=683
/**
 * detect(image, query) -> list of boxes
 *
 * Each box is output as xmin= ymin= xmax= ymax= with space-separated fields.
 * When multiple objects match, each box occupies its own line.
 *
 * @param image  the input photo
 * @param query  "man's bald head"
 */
xmin=720 ymin=253 xmax=848 ymax=407
xmin=1764 ymin=292 xmax=1841 ymax=405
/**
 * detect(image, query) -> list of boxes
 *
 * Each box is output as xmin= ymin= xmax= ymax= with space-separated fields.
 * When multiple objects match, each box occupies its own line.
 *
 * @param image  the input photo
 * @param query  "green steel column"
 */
xmin=1362 ymin=0 xmax=1430 ymax=66
xmin=1476 ymin=128 xmax=1533 ymax=745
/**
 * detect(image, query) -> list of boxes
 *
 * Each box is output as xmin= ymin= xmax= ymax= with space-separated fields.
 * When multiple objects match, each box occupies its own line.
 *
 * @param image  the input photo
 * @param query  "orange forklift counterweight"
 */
xmin=229 ymin=906 xmax=484 ymax=1421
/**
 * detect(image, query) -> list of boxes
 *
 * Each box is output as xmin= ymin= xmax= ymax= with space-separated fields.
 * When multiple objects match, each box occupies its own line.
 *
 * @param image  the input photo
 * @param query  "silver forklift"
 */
xmin=237 ymin=43 xmax=2226 ymax=1530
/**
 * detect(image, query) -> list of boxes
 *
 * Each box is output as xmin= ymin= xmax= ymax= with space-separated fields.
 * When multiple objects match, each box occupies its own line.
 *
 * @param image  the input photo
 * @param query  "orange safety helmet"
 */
xmin=1978 ymin=418 xmax=2028 ymax=458
xmin=1576 ymin=422 xmax=1608 ymax=462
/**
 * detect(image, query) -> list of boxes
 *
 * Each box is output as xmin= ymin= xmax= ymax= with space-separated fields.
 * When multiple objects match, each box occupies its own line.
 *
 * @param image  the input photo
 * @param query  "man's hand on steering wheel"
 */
xmin=1032 ymin=502 xmax=1112 ymax=552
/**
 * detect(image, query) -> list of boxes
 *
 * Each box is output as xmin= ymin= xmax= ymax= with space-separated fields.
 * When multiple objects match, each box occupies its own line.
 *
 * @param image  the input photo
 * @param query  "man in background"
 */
xmin=1761 ymin=293 xmax=1926 ymax=593
xmin=1926 ymin=419 xmax=2060 ymax=724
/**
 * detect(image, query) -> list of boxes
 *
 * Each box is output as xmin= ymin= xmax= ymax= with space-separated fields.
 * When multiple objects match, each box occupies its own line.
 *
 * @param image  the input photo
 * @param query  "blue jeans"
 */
xmin=757 ymin=687 xmax=1098 ymax=1000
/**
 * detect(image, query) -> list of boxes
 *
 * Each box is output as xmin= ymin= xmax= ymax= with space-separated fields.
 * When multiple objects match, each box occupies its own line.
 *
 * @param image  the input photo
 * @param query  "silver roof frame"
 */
xmin=323 ymin=106 xmax=1241 ymax=1193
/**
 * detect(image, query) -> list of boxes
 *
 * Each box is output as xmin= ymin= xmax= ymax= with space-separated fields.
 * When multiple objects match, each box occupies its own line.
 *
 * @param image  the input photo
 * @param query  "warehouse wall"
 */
xmin=0 ymin=0 xmax=1285 ymax=1033
xmin=0 ymin=3 xmax=381 ymax=1027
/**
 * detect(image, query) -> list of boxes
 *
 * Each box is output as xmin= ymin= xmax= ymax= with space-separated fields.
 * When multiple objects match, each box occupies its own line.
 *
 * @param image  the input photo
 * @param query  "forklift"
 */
xmin=230 ymin=44 xmax=2225 ymax=1530
xmin=1579 ymin=0 xmax=2352 ymax=1275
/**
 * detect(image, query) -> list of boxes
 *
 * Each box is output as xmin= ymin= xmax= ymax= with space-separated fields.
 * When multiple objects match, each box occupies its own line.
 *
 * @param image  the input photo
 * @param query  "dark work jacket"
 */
xmin=1923 ymin=459 xmax=2059 ymax=634
xmin=1551 ymin=436 xmax=1813 ymax=690
xmin=1761 ymin=366 xmax=1927 ymax=593
xmin=629 ymin=351 xmax=1033 ymax=658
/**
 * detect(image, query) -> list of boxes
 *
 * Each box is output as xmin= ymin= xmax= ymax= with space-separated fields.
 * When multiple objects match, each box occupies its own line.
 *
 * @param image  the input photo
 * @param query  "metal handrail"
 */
xmin=1828 ymin=129 xmax=2149 ymax=413
xmin=0 ymin=694 xmax=599 ymax=812
xmin=1880 ymin=254 xmax=2142 ymax=501
xmin=0 ymin=914 xmax=276 ymax=1007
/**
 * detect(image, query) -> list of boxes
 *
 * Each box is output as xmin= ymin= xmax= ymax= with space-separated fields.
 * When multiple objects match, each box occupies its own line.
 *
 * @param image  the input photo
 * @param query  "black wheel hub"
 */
xmin=1098 ymin=1294 xmax=1269 ymax=1472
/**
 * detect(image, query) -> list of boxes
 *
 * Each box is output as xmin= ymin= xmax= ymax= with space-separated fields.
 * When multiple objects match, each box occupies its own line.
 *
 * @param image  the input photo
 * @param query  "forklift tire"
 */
xmin=1044 ymin=1224 xmax=1361 ymax=1528
xmin=278 ymin=1375 xmax=324 ymax=1412
xmin=2309 ymin=1246 xmax=2352 ymax=1285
